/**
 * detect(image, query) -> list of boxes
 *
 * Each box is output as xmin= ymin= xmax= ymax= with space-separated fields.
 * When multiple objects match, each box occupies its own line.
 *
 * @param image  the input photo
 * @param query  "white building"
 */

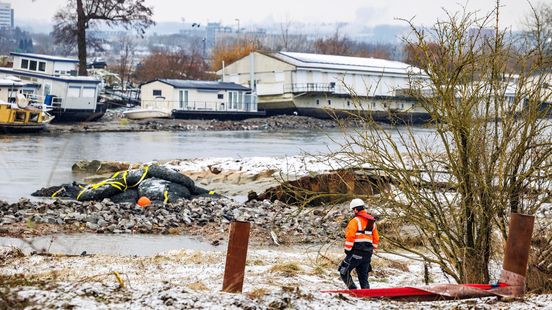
xmin=141 ymin=79 xmax=255 ymax=111
xmin=0 ymin=53 xmax=103 ymax=122
xmin=0 ymin=1 xmax=13 ymax=29
xmin=219 ymin=51 xmax=429 ymax=122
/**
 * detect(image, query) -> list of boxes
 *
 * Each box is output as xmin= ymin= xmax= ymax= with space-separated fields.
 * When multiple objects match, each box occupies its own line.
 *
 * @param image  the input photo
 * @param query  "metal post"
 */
xmin=499 ymin=213 xmax=535 ymax=297
xmin=222 ymin=221 xmax=251 ymax=293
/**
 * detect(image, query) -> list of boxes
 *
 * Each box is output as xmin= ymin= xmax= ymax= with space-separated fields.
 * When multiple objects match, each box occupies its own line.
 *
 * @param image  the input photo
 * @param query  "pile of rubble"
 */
xmin=0 ymin=198 xmax=347 ymax=243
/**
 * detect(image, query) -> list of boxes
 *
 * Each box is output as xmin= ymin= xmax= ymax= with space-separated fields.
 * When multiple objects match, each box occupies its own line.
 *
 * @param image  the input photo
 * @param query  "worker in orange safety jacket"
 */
xmin=338 ymin=198 xmax=380 ymax=289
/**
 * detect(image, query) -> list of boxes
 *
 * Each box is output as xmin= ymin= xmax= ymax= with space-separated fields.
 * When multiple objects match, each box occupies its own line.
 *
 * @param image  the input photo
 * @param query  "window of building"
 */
xmin=316 ymin=99 xmax=320 ymax=105
xmin=68 ymin=86 xmax=81 ymax=97
xmin=217 ymin=94 xmax=224 ymax=99
xmin=82 ymin=87 xmax=96 ymax=98
xmin=328 ymin=100 xmax=331 ymax=105
xmin=29 ymin=60 xmax=37 ymax=71
xmin=21 ymin=59 xmax=29 ymax=69
xmin=347 ymin=101 xmax=350 ymax=106
xmin=38 ymin=62 xmax=46 ymax=72
xmin=153 ymin=89 xmax=162 ymax=96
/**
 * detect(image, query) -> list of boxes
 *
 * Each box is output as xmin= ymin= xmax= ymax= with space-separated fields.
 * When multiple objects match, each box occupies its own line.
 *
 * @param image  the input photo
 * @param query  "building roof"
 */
xmin=265 ymin=51 xmax=421 ymax=75
xmin=10 ymin=52 xmax=79 ymax=63
xmin=0 ymin=78 xmax=23 ymax=87
xmin=0 ymin=68 xmax=101 ymax=84
xmin=146 ymin=79 xmax=251 ymax=91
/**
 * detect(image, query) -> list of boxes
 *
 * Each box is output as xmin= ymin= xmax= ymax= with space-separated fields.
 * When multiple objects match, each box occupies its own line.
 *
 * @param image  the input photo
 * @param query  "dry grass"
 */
xmin=247 ymin=259 xmax=266 ymax=266
xmin=309 ymin=265 xmax=327 ymax=276
xmin=246 ymin=287 xmax=269 ymax=300
xmin=186 ymin=280 xmax=208 ymax=291
xmin=269 ymin=262 xmax=303 ymax=277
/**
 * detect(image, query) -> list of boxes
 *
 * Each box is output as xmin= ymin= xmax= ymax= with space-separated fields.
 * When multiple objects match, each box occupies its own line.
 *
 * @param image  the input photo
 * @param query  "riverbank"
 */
xmin=1 ymin=245 xmax=550 ymax=309
xmin=45 ymin=114 xmax=348 ymax=133
xmin=0 ymin=197 xmax=346 ymax=246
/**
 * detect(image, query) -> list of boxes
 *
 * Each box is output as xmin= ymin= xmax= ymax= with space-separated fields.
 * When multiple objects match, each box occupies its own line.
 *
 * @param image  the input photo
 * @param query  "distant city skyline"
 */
xmin=7 ymin=0 xmax=534 ymax=31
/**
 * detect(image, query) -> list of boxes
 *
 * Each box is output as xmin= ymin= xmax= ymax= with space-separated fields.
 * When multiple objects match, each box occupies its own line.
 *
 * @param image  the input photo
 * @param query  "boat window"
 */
xmin=68 ymin=86 xmax=81 ymax=97
xmin=15 ymin=112 xmax=26 ymax=122
xmin=218 ymin=94 xmax=224 ymax=99
xmin=21 ymin=59 xmax=29 ymax=69
xmin=82 ymin=87 xmax=96 ymax=98
xmin=29 ymin=60 xmax=37 ymax=71
xmin=29 ymin=113 xmax=39 ymax=123
xmin=153 ymin=90 xmax=162 ymax=96
xmin=38 ymin=62 xmax=46 ymax=72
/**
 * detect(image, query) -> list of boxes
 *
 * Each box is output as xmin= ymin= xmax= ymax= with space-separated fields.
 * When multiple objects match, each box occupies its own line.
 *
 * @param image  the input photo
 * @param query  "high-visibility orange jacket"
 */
xmin=344 ymin=210 xmax=380 ymax=252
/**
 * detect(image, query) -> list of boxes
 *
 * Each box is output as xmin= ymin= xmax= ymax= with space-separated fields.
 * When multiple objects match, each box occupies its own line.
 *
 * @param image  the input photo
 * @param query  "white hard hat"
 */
xmin=349 ymin=198 xmax=365 ymax=210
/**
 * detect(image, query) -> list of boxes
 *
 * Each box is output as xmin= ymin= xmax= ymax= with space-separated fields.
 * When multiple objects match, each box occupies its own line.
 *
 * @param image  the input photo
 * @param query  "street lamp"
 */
xmin=235 ymin=18 xmax=240 ymax=34
xmin=191 ymin=23 xmax=206 ymax=58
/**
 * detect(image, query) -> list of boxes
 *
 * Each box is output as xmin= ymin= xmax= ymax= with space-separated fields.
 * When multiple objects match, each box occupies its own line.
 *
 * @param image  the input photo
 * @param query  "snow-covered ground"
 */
xmin=1 ymin=246 xmax=550 ymax=309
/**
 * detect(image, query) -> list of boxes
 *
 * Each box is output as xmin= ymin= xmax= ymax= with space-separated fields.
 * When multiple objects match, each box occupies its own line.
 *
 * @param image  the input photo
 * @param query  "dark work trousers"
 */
xmin=338 ymin=250 xmax=373 ymax=289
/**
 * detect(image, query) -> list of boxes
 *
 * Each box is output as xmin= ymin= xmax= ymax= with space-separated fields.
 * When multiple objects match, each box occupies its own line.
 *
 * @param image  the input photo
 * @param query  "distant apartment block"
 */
xmin=0 ymin=1 xmax=14 ymax=29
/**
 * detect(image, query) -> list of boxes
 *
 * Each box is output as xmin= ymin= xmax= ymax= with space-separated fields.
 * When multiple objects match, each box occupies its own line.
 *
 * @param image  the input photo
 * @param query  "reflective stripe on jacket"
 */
xmin=344 ymin=210 xmax=380 ymax=252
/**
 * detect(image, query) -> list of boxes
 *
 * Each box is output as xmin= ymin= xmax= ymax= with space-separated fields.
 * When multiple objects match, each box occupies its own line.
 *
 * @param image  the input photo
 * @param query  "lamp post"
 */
xmin=191 ymin=23 xmax=206 ymax=58
xmin=235 ymin=18 xmax=240 ymax=34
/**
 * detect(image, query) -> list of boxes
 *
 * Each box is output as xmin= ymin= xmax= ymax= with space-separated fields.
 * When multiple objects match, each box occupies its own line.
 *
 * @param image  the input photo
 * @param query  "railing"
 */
xmin=283 ymin=83 xmax=349 ymax=94
xmin=142 ymin=96 xmax=259 ymax=113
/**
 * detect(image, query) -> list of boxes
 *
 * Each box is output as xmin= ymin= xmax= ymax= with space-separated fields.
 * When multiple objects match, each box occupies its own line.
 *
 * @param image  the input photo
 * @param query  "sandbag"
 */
xmin=77 ymin=184 xmax=123 ymax=201
xmin=148 ymin=165 xmax=195 ymax=188
xmin=110 ymin=188 xmax=139 ymax=204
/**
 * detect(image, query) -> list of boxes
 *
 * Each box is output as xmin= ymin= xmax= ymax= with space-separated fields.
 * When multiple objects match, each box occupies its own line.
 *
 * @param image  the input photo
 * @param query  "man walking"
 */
xmin=338 ymin=198 xmax=380 ymax=289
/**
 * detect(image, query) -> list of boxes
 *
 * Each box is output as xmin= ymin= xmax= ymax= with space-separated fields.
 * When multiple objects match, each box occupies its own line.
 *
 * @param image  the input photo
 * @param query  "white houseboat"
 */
xmin=218 ymin=51 xmax=428 ymax=123
xmin=138 ymin=79 xmax=264 ymax=120
xmin=0 ymin=52 xmax=105 ymax=122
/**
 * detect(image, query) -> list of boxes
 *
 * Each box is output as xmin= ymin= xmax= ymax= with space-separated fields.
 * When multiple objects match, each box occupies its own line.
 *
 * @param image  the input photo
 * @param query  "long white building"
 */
xmin=218 ymin=51 xmax=429 ymax=122
xmin=0 ymin=1 xmax=13 ymax=29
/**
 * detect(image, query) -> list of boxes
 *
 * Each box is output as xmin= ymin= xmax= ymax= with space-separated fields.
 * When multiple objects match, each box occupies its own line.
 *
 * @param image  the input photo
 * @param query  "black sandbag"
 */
xmin=110 ymin=188 xmax=139 ymax=204
xmin=77 ymin=184 xmax=123 ymax=201
xmin=166 ymin=182 xmax=191 ymax=202
xmin=138 ymin=178 xmax=170 ymax=201
xmin=148 ymin=165 xmax=195 ymax=188
xmin=31 ymin=182 xmax=84 ymax=199
xmin=190 ymin=185 xmax=209 ymax=196
xmin=123 ymin=168 xmax=150 ymax=187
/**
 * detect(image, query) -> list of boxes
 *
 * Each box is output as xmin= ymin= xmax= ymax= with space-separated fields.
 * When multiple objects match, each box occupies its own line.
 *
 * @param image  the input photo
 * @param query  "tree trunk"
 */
xmin=76 ymin=0 xmax=87 ymax=76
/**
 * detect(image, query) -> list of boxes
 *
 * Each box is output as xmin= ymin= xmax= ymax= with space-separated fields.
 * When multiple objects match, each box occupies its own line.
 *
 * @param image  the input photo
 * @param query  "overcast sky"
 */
xmin=6 ymin=0 xmax=535 ymax=30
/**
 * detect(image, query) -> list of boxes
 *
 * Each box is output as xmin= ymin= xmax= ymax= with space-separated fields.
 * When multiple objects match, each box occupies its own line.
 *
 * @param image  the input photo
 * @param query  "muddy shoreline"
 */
xmin=45 ymin=114 xmax=349 ymax=134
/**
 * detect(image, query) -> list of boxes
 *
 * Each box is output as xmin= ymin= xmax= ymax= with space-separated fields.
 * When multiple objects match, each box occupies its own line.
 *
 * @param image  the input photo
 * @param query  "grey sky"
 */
xmin=6 ymin=0 xmax=534 ymax=30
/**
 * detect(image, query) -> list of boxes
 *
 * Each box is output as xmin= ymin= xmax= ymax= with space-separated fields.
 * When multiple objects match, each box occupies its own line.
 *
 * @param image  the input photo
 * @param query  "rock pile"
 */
xmin=47 ymin=115 xmax=353 ymax=133
xmin=0 ymin=198 xmax=347 ymax=242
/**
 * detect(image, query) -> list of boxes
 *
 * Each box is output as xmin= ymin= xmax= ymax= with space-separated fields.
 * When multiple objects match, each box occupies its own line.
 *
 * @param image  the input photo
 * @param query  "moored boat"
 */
xmin=122 ymin=108 xmax=172 ymax=120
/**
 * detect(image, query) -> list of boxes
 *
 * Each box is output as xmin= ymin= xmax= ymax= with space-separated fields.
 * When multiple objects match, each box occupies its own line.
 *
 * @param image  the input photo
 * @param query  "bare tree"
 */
xmin=134 ymin=49 xmax=214 ymax=82
xmin=53 ymin=0 xmax=154 ymax=75
xmin=320 ymin=4 xmax=551 ymax=284
xmin=313 ymin=27 xmax=352 ymax=56
xmin=115 ymin=36 xmax=136 ymax=89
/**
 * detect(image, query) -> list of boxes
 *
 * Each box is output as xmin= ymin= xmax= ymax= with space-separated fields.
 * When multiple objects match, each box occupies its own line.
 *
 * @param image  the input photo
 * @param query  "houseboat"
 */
xmin=218 ymin=51 xmax=429 ymax=123
xmin=139 ymin=79 xmax=265 ymax=120
xmin=0 ymin=52 xmax=105 ymax=122
xmin=0 ymin=78 xmax=52 ymax=133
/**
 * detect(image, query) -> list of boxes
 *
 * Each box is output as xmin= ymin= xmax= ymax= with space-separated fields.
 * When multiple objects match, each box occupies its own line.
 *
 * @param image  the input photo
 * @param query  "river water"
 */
xmin=0 ymin=130 xmax=352 ymax=201
xmin=0 ymin=126 xmax=446 ymax=202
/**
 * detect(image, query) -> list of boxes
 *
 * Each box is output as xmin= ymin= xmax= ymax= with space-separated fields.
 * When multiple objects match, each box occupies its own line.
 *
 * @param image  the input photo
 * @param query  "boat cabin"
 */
xmin=0 ymin=53 xmax=103 ymax=122
xmin=140 ymin=79 xmax=257 ymax=112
